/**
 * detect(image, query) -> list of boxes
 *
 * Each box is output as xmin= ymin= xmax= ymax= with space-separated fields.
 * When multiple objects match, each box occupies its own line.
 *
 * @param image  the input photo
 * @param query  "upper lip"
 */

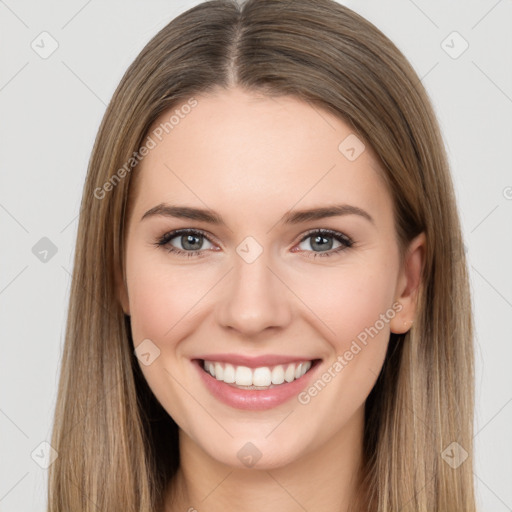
xmin=194 ymin=353 xmax=319 ymax=368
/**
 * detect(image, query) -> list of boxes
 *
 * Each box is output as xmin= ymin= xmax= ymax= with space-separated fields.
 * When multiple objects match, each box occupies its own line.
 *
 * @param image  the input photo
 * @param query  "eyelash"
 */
xmin=154 ymin=228 xmax=354 ymax=259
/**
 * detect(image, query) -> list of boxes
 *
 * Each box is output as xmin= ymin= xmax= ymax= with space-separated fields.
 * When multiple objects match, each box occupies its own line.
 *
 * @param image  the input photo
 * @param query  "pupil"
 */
xmin=312 ymin=235 xmax=333 ymax=251
xmin=183 ymin=234 xmax=202 ymax=250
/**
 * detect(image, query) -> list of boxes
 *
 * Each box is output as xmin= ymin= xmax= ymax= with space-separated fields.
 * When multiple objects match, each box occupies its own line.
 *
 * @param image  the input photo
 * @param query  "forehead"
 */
xmin=131 ymin=87 xmax=392 ymax=226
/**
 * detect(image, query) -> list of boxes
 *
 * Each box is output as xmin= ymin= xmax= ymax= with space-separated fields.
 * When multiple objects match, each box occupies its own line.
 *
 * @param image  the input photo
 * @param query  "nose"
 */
xmin=216 ymin=249 xmax=293 ymax=337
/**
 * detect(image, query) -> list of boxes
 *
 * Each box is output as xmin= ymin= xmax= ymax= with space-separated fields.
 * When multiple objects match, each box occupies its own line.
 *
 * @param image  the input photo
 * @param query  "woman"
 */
xmin=48 ymin=0 xmax=476 ymax=510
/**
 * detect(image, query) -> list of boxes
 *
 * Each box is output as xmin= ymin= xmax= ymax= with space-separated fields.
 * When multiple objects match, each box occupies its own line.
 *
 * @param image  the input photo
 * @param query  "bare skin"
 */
xmin=118 ymin=86 xmax=425 ymax=512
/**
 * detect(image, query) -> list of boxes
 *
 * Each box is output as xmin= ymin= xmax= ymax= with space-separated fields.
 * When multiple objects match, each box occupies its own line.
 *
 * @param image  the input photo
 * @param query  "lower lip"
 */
xmin=193 ymin=359 xmax=321 ymax=411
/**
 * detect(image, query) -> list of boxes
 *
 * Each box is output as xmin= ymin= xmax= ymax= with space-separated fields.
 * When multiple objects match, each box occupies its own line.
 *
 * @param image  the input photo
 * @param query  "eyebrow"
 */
xmin=141 ymin=203 xmax=374 ymax=225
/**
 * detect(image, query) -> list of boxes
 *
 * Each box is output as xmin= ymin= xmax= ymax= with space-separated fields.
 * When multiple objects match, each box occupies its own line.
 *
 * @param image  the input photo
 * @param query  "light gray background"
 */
xmin=1 ymin=1 xmax=511 ymax=510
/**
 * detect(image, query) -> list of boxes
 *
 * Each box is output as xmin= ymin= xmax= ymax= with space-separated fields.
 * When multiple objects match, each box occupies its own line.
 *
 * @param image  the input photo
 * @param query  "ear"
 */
xmin=390 ymin=232 xmax=426 ymax=334
xmin=115 ymin=265 xmax=130 ymax=316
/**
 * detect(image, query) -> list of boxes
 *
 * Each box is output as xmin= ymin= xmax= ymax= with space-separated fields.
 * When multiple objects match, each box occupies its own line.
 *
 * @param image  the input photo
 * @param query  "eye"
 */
xmin=154 ymin=228 xmax=354 ymax=259
xmin=154 ymin=229 xmax=216 ymax=258
xmin=294 ymin=229 xmax=354 ymax=258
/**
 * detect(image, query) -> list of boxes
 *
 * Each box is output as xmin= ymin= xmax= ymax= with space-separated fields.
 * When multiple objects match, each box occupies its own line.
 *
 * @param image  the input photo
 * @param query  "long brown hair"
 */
xmin=48 ymin=1 xmax=476 ymax=510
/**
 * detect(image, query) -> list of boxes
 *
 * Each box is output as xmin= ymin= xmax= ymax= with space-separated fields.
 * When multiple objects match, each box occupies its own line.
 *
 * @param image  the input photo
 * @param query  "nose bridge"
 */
xmin=216 ymin=241 xmax=292 ymax=335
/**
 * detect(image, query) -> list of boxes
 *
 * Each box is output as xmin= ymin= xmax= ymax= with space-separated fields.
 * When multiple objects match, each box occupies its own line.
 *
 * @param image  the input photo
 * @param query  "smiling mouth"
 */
xmin=198 ymin=358 xmax=320 ymax=390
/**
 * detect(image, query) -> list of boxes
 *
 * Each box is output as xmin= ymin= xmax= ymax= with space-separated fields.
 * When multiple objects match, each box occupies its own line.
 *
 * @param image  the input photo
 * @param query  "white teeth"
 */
xmin=271 ymin=365 xmax=285 ymax=385
xmin=284 ymin=364 xmax=295 ymax=383
xmin=235 ymin=366 xmax=253 ymax=386
xmin=294 ymin=361 xmax=311 ymax=379
xmin=214 ymin=362 xmax=224 ymax=381
xmin=202 ymin=359 xmax=314 ymax=387
xmin=223 ymin=363 xmax=235 ymax=383
xmin=253 ymin=367 xmax=272 ymax=387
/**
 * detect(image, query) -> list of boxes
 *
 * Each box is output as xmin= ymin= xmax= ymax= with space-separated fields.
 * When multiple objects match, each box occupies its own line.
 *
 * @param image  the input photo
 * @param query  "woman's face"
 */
xmin=120 ymin=86 xmax=422 ymax=469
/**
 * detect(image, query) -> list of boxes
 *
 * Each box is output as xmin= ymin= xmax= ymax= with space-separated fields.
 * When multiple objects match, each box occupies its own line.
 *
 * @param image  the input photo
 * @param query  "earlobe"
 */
xmin=390 ymin=232 xmax=426 ymax=334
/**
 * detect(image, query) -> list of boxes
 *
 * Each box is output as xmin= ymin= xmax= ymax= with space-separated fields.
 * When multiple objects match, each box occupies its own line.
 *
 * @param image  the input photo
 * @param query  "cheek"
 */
xmin=124 ymin=249 xmax=206 ymax=431
xmin=125 ymin=249 xmax=203 ymax=344
xmin=302 ymin=260 xmax=398 ymax=346
xmin=292 ymin=262 xmax=398 ymax=429
xmin=127 ymin=274 xmax=176 ymax=344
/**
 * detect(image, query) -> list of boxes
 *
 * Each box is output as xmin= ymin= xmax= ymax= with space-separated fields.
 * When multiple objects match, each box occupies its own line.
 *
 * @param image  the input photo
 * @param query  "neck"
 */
xmin=165 ymin=405 xmax=365 ymax=512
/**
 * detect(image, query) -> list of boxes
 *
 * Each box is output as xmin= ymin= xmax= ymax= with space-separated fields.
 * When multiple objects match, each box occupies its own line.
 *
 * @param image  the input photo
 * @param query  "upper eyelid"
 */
xmin=160 ymin=227 xmax=352 ymax=248
xmin=164 ymin=228 xmax=221 ymax=247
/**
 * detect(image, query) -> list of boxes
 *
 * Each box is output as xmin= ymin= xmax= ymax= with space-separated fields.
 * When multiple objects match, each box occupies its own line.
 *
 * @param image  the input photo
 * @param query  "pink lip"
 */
xmin=195 ymin=353 xmax=316 ymax=368
xmin=192 ymin=358 xmax=321 ymax=411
